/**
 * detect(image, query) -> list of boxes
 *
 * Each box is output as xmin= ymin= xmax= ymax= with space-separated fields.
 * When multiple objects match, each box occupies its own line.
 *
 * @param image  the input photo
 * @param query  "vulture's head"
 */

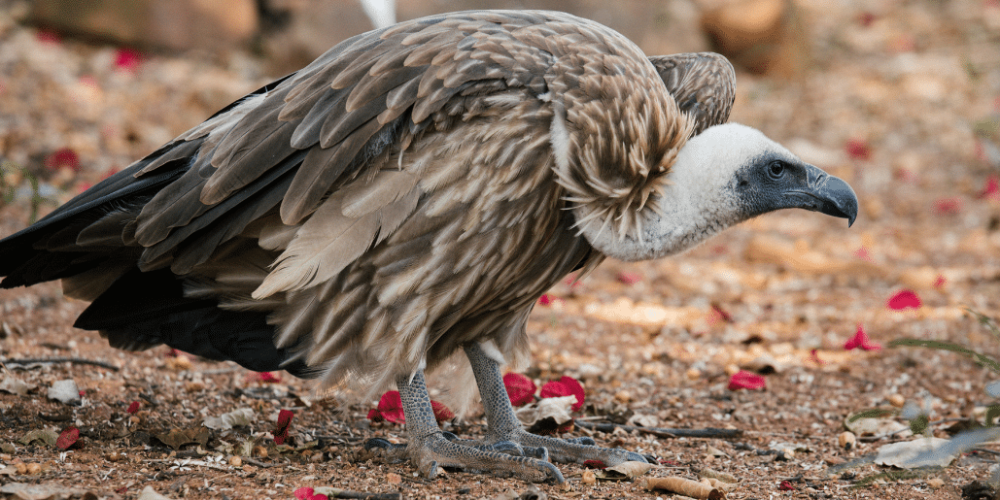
xmin=576 ymin=123 xmax=858 ymax=261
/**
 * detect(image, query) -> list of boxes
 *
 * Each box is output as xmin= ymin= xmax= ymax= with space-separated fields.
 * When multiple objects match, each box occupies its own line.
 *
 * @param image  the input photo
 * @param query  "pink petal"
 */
xmin=709 ymin=304 xmax=732 ymax=324
xmin=853 ymin=247 xmax=871 ymax=261
xmin=57 ymin=427 xmax=79 ymax=450
xmin=887 ymin=290 xmax=922 ymax=310
xmin=114 ymin=48 xmax=143 ymax=72
xmin=616 ymin=271 xmax=641 ymax=285
xmin=366 ymin=408 xmax=382 ymax=422
xmin=845 ymin=139 xmax=871 ymax=161
xmin=844 ymin=324 xmax=882 ymax=351
xmin=294 ymin=487 xmax=316 ymax=500
xmin=583 ymin=459 xmax=606 ymax=469
xmin=431 ymin=400 xmax=455 ymax=423
xmin=934 ymin=197 xmax=962 ymax=214
xmin=779 ymin=480 xmax=796 ymax=491
xmin=979 ymin=176 xmax=1000 ymax=199
xmin=36 ymin=30 xmax=61 ymax=44
xmin=809 ymin=349 xmax=826 ymax=365
xmin=933 ymin=275 xmax=946 ymax=288
xmin=856 ymin=11 xmax=876 ymax=26
xmin=503 ymin=373 xmax=537 ymax=407
xmin=375 ymin=391 xmax=406 ymax=424
xmin=540 ymin=376 xmax=585 ymax=411
xmin=257 ymin=372 xmax=281 ymax=383
xmin=727 ymin=371 xmax=766 ymax=391
xmin=538 ymin=294 xmax=558 ymax=306
xmin=127 ymin=401 xmax=141 ymax=414
xmin=44 ymin=148 xmax=80 ymax=171
xmin=274 ymin=409 xmax=294 ymax=445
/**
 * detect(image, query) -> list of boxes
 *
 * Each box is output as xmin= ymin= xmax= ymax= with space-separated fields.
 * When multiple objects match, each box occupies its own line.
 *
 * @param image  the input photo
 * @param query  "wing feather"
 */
xmin=647 ymin=52 xmax=735 ymax=134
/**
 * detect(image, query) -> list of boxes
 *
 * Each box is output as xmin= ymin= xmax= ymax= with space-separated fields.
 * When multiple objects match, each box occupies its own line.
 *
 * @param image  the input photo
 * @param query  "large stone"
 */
xmin=698 ymin=0 xmax=809 ymax=77
xmin=30 ymin=0 xmax=259 ymax=51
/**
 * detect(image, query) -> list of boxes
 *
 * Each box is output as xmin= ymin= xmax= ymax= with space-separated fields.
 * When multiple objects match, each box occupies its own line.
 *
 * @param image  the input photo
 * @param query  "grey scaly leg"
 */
xmin=365 ymin=369 xmax=563 ymax=483
xmin=464 ymin=342 xmax=648 ymax=466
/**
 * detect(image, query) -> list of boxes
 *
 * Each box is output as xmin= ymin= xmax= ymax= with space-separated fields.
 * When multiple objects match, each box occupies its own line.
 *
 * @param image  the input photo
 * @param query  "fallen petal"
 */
xmin=274 ymin=409 xmax=294 ymax=445
xmin=503 ymin=372 xmax=537 ymax=407
xmin=844 ymin=324 xmax=882 ymax=351
xmin=728 ymin=371 xmax=766 ymax=391
xmin=887 ymin=290 xmax=922 ymax=310
xmin=539 ymin=376 xmax=585 ymax=411
xmin=56 ymin=427 xmax=79 ymax=450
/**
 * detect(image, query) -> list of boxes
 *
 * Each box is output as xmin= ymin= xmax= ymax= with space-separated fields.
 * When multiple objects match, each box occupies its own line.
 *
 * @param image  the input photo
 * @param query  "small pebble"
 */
xmin=25 ymin=463 xmax=41 ymax=475
xmin=229 ymin=456 xmax=242 ymax=466
xmin=838 ymin=431 xmax=856 ymax=450
xmin=386 ymin=472 xmax=402 ymax=484
xmin=724 ymin=364 xmax=740 ymax=376
xmin=926 ymin=477 xmax=944 ymax=489
xmin=253 ymin=446 xmax=268 ymax=458
xmin=888 ymin=394 xmax=905 ymax=408
xmin=581 ymin=470 xmax=596 ymax=485
xmin=685 ymin=368 xmax=701 ymax=380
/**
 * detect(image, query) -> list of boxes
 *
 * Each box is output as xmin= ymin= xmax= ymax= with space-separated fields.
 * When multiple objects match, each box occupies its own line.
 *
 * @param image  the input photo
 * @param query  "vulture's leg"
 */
xmin=465 ymin=342 xmax=648 ymax=466
xmin=365 ymin=370 xmax=563 ymax=483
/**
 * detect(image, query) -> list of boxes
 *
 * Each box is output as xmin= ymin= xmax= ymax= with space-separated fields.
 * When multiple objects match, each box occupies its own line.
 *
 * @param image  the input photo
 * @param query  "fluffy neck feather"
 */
xmin=575 ymin=124 xmax=763 ymax=261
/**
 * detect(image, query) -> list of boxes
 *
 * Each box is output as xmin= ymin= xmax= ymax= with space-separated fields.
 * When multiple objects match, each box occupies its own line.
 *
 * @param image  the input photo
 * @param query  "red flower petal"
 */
xmin=844 ymin=324 xmax=882 ymax=351
xmin=539 ymin=376 xmax=585 ymax=412
xmin=431 ymin=400 xmax=455 ymax=423
xmin=257 ymin=372 xmax=281 ymax=383
xmin=887 ymin=290 xmax=922 ymax=310
xmin=935 ymin=197 xmax=962 ymax=214
xmin=273 ymin=409 xmax=294 ymax=445
xmin=375 ymin=391 xmax=406 ymax=424
xmin=727 ymin=371 xmax=766 ymax=391
xmin=538 ymin=294 xmax=558 ymax=306
xmin=809 ymin=349 xmax=826 ymax=365
xmin=583 ymin=459 xmax=606 ymax=469
xmin=127 ymin=401 xmax=141 ymax=414
xmin=503 ymin=373 xmax=537 ymax=407
xmin=933 ymin=275 xmax=946 ymax=288
xmin=616 ymin=271 xmax=641 ymax=285
xmin=779 ymin=480 xmax=796 ymax=491
xmin=366 ymin=408 xmax=382 ymax=422
xmin=294 ymin=487 xmax=315 ymax=500
xmin=854 ymin=247 xmax=871 ymax=261
xmin=44 ymin=148 xmax=80 ymax=171
xmin=114 ymin=48 xmax=143 ymax=73
xmin=845 ymin=139 xmax=871 ymax=161
xmin=658 ymin=458 xmax=680 ymax=466
xmin=36 ymin=30 xmax=61 ymax=44
xmin=709 ymin=304 xmax=733 ymax=324
xmin=57 ymin=426 xmax=79 ymax=450
xmin=979 ymin=176 xmax=1000 ymax=199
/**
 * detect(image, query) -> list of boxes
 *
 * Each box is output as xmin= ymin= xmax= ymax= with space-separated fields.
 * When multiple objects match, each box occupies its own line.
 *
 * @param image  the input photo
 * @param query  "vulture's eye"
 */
xmin=767 ymin=161 xmax=786 ymax=180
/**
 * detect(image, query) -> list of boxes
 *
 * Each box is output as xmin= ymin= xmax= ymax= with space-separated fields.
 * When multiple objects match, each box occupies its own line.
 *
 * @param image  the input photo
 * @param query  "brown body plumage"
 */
xmin=0 ymin=11 xmax=735 ymax=398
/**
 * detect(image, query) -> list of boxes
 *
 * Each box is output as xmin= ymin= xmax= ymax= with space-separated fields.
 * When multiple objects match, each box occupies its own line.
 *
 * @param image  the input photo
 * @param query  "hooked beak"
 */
xmin=790 ymin=165 xmax=859 ymax=227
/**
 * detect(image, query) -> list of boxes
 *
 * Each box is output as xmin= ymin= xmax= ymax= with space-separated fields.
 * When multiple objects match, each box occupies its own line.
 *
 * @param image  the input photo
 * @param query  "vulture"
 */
xmin=0 ymin=10 xmax=857 ymax=483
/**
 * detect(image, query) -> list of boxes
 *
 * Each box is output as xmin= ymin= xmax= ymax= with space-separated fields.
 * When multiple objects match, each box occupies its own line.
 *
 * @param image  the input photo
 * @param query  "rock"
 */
xmin=30 ymin=0 xmax=258 ymax=51
xmin=698 ymin=0 xmax=809 ymax=77
xmin=47 ymin=379 xmax=80 ymax=405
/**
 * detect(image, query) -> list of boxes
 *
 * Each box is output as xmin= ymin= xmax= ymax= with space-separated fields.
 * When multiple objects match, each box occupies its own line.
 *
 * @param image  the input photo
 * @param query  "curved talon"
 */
xmin=565 ymin=436 xmax=597 ymax=446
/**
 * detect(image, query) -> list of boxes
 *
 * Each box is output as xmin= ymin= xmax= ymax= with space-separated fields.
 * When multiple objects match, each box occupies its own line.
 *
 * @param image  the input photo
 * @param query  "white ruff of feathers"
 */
xmin=575 ymin=123 xmax=790 ymax=261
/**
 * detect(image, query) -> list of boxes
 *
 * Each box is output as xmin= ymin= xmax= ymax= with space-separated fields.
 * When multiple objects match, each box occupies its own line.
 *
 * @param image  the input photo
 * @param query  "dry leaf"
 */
xmin=46 ymin=380 xmax=79 ymax=404
xmin=203 ymin=408 xmax=255 ymax=430
xmin=0 ymin=482 xmax=97 ymax=500
xmin=595 ymin=461 xmax=653 ymax=480
xmin=0 ymin=376 xmax=34 ymax=396
xmin=19 ymin=430 xmax=58 ymax=447
xmin=874 ymin=438 xmax=956 ymax=468
xmin=154 ymin=427 xmax=211 ymax=450
xmin=644 ymin=476 xmax=724 ymax=499
xmin=137 ymin=486 xmax=175 ymax=500
xmin=514 ymin=395 xmax=576 ymax=427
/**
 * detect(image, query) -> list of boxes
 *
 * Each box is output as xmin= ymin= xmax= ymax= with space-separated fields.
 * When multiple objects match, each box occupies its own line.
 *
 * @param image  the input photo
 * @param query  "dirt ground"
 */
xmin=1 ymin=0 xmax=1000 ymax=499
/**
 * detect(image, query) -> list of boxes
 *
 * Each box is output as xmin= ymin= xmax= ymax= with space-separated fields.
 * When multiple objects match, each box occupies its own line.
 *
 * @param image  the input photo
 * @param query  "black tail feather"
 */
xmin=75 ymin=267 xmax=315 ymax=378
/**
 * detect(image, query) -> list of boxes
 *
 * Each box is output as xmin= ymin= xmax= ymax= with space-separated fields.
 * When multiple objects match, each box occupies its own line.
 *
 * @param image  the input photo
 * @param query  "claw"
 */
xmin=565 ymin=436 xmax=597 ymax=446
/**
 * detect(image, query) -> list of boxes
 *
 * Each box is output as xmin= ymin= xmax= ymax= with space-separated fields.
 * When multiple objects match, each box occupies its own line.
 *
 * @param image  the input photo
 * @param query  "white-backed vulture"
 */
xmin=0 ymin=10 xmax=857 ymax=483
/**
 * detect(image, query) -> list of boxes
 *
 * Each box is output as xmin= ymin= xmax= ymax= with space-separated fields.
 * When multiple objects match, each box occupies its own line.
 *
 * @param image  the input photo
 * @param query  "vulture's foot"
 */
xmin=367 ymin=432 xmax=564 ymax=483
xmin=478 ymin=429 xmax=647 ymax=466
